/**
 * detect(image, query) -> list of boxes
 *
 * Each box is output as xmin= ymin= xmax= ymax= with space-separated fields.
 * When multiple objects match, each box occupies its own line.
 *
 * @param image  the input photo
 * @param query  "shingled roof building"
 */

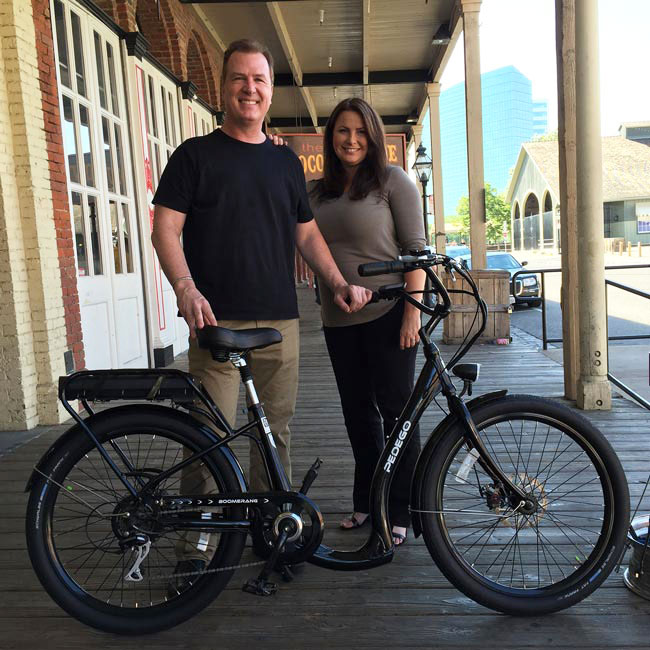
xmin=506 ymin=136 xmax=650 ymax=251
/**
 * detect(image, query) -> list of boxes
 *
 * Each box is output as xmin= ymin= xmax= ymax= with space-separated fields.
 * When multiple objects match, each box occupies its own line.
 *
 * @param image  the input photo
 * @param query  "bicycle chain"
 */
xmin=35 ymin=470 xmax=274 ymax=581
xmin=143 ymin=505 xmax=269 ymax=582
xmin=148 ymin=558 xmax=267 ymax=583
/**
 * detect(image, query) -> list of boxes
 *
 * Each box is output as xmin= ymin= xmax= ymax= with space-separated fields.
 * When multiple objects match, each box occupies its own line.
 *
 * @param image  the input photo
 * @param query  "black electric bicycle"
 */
xmin=25 ymin=253 xmax=630 ymax=634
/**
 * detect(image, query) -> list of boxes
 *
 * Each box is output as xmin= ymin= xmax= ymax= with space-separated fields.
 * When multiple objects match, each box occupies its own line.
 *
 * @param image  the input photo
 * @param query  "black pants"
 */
xmin=323 ymin=301 xmax=420 ymax=527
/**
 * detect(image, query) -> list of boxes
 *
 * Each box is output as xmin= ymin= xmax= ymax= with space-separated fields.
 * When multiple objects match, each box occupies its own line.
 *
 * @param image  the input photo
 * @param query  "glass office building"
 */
xmin=423 ymin=66 xmax=547 ymax=216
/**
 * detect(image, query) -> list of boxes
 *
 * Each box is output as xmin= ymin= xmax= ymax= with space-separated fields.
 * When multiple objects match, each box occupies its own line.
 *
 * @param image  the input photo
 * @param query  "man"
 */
xmin=151 ymin=39 xmax=370 ymax=584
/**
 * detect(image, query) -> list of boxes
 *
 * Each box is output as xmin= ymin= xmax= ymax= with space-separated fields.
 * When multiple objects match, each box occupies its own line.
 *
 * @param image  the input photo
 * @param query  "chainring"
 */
xmin=250 ymin=491 xmax=324 ymax=564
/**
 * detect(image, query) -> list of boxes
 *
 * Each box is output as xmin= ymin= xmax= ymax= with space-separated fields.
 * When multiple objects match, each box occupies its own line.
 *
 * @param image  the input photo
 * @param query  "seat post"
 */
xmin=230 ymin=353 xmax=291 ymax=491
xmin=230 ymin=354 xmax=259 ymax=406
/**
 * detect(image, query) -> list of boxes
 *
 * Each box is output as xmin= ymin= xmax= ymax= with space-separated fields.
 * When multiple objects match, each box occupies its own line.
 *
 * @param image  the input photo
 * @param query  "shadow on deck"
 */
xmin=2 ymin=286 xmax=650 ymax=648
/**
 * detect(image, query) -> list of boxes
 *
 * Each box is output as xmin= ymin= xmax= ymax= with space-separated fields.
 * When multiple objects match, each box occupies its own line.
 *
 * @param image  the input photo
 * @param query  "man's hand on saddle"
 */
xmin=174 ymin=280 xmax=217 ymax=337
xmin=333 ymin=284 xmax=373 ymax=314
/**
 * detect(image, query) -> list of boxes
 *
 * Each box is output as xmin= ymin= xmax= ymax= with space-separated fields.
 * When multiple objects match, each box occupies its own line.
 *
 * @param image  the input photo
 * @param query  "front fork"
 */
xmin=368 ymin=345 xmax=530 ymax=552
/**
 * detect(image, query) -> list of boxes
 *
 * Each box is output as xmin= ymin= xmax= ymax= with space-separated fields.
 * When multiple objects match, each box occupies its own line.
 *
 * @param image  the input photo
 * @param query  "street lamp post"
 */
xmin=412 ymin=143 xmax=433 ymax=247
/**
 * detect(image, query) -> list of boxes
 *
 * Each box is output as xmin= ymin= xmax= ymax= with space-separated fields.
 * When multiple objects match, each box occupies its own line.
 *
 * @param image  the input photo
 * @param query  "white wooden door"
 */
xmin=53 ymin=0 xmax=148 ymax=369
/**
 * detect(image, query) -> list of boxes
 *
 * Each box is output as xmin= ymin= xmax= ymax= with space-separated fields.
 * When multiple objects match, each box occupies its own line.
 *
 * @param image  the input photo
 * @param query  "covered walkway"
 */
xmin=3 ymin=287 xmax=650 ymax=648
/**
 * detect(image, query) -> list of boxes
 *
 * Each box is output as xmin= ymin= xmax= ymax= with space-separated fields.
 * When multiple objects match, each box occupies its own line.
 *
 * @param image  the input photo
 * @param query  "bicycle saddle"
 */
xmin=197 ymin=326 xmax=283 ymax=354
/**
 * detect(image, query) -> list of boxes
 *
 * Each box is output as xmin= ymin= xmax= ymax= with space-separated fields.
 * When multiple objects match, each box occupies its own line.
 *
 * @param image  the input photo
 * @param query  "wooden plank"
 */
xmin=2 ymin=285 xmax=649 ymax=647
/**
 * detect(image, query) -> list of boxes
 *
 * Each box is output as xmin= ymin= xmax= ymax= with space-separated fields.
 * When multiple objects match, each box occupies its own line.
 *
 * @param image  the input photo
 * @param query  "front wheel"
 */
xmin=26 ymin=405 xmax=247 ymax=634
xmin=419 ymin=395 xmax=629 ymax=615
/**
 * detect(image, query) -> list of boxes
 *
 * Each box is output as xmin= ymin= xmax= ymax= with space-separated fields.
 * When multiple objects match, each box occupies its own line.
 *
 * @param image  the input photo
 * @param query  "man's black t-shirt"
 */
xmin=153 ymin=129 xmax=313 ymax=320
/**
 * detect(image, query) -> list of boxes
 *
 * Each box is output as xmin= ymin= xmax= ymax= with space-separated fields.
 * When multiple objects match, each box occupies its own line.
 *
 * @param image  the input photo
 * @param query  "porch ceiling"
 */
xmin=183 ymin=0 xmax=461 ymax=135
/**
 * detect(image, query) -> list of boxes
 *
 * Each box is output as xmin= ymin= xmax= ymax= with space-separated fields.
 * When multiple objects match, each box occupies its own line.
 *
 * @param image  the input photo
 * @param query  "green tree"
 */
xmin=531 ymin=128 xmax=558 ymax=142
xmin=456 ymin=183 xmax=511 ymax=245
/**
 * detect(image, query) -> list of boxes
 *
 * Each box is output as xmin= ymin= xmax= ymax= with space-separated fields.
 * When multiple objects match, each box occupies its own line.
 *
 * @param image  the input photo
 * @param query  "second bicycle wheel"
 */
xmin=26 ymin=405 xmax=247 ymax=634
xmin=419 ymin=394 xmax=629 ymax=614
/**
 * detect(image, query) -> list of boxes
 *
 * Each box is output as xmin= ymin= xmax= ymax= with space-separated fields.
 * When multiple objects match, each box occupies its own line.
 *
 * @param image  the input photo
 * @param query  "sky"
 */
xmin=438 ymin=0 xmax=650 ymax=136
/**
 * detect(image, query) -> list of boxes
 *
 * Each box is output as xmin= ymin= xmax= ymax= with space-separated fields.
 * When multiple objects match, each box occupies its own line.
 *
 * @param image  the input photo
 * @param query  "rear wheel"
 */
xmin=419 ymin=395 xmax=629 ymax=614
xmin=26 ymin=405 xmax=246 ymax=634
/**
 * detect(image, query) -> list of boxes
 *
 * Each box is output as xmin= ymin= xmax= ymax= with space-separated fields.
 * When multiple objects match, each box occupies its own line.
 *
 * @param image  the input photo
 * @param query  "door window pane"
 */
xmin=70 ymin=12 xmax=87 ymax=97
xmin=121 ymin=203 xmax=134 ymax=273
xmin=113 ymin=123 xmax=126 ymax=195
xmin=78 ymin=105 xmax=95 ymax=187
xmin=153 ymin=142 xmax=162 ymax=184
xmin=62 ymin=96 xmax=80 ymax=183
xmin=87 ymin=195 xmax=103 ymax=275
xmin=102 ymin=117 xmax=115 ymax=192
xmin=109 ymin=200 xmax=122 ymax=273
xmin=147 ymin=76 xmax=158 ymax=137
xmin=168 ymin=91 xmax=178 ymax=146
xmin=71 ymin=192 xmax=88 ymax=276
xmin=161 ymin=87 xmax=170 ymax=145
xmin=53 ymin=0 xmax=71 ymax=88
xmin=94 ymin=32 xmax=107 ymax=110
xmin=105 ymin=42 xmax=119 ymax=117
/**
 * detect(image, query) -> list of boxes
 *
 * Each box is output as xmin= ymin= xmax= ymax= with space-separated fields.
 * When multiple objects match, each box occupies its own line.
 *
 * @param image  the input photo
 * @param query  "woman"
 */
xmin=308 ymin=98 xmax=426 ymax=545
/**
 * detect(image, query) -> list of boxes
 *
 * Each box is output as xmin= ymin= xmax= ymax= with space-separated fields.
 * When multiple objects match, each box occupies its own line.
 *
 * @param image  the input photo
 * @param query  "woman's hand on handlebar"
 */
xmin=333 ymin=284 xmax=373 ymax=313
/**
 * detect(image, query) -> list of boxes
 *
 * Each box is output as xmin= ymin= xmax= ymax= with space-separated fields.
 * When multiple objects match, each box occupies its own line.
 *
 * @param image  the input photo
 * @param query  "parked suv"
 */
xmin=456 ymin=252 xmax=542 ymax=308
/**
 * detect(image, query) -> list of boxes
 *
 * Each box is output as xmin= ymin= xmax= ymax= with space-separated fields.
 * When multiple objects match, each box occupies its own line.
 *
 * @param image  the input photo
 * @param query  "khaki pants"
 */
xmin=176 ymin=318 xmax=299 ymax=561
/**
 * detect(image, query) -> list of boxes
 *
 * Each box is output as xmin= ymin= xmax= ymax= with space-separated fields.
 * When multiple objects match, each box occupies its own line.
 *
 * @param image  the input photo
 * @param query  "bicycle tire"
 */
xmin=26 ymin=405 xmax=247 ymax=634
xmin=419 ymin=395 xmax=629 ymax=615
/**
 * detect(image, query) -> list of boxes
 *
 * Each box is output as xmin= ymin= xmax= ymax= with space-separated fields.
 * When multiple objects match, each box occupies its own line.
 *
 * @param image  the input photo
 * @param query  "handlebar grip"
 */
xmin=358 ymin=260 xmax=407 ymax=277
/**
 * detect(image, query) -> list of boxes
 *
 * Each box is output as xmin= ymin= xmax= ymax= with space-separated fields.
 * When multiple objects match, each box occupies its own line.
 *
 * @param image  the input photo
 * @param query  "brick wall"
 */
xmin=0 ymin=0 xmax=68 ymax=429
xmin=33 ymin=0 xmax=84 ymax=374
xmin=96 ymin=0 xmax=222 ymax=108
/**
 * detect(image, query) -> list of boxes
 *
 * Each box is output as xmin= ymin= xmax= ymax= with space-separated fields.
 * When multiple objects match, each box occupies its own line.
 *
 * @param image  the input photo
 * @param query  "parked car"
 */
xmin=456 ymin=252 xmax=542 ymax=308
xmin=444 ymin=244 xmax=471 ymax=258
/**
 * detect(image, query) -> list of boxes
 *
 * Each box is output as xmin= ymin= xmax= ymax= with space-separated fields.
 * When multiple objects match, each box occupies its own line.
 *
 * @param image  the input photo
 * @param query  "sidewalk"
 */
xmin=1 ymin=286 xmax=649 ymax=648
xmin=512 ymin=249 xmax=649 ymax=405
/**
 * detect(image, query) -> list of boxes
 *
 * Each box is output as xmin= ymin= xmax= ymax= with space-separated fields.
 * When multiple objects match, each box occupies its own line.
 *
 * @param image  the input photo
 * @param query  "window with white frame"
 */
xmin=637 ymin=202 xmax=650 ymax=234
xmin=53 ymin=0 xmax=137 ymax=278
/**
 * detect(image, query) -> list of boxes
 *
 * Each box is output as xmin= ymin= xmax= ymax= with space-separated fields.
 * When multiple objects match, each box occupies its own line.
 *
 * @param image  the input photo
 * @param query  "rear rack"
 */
xmin=59 ymin=369 xmax=201 ymax=404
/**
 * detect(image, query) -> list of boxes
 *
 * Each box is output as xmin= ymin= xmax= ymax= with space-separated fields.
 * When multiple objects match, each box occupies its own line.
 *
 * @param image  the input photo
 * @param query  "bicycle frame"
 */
xmin=39 ymin=255 xmax=532 ymax=573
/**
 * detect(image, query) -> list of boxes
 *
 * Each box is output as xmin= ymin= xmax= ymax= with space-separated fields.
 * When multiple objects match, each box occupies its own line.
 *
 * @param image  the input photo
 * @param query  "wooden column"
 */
xmin=461 ymin=0 xmax=486 ymax=270
xmin=575 ymin=0 xmax=611 ymax=409
xmin=428 ymin=82 xmax=446 ymax=253
xmin=555 ymin=0 xmax=580 ymax=401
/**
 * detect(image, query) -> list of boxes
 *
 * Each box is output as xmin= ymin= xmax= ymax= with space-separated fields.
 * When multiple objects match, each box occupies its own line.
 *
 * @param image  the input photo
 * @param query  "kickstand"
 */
xmin=243 ymin=529 xmax=289 ymax=596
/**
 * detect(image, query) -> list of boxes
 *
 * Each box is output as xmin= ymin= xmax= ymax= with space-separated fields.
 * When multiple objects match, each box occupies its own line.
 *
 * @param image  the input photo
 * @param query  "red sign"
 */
xmin=280 ymin=133 xmax=407 ymax=181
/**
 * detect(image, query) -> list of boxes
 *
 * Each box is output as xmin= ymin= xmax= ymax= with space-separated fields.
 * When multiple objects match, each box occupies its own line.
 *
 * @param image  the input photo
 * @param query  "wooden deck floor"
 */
xmin=2 ymin=286 xmax=650 ymax=649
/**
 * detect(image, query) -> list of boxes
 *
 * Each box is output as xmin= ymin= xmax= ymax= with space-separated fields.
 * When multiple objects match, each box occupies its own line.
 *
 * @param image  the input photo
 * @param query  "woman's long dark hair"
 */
xmin=311 ymin=97 xmax=388 ymax=202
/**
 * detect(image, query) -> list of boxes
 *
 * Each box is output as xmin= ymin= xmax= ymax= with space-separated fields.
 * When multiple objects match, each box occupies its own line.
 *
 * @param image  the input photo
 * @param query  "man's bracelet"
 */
xmin=171 ymin=275 xmax=193 ymax=289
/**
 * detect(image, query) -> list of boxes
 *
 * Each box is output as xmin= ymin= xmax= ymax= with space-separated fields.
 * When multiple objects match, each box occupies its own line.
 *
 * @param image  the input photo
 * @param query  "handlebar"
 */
xmin=358 ymin=260 xmax=408 ymax=277
xmin=358 ymin=252 xmax=488 ymax=368
xmin=359 ymin=252 xmax=453 ymax=316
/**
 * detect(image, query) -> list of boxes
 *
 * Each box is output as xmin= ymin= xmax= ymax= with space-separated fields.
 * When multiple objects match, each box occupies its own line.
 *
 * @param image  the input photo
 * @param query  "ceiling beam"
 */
xmin=269 ymin=115 xmax=411 ymax=128
xmin=273 ymin=69 xmax=431 ymax=88
xmin=191 ymin=6 xmax=227 ymax=52
xmin=362 ymin=0 xmax=370 ymax=102
xmin=266 ymin=2 xmax=322 ymax=133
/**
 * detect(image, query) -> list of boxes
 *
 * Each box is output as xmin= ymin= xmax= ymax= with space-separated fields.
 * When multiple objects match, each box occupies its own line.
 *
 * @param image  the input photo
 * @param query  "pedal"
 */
xmin=299 ymin=457 xmax=322 ymax=495
xmin=243 ymin=526 xmax=290 ymax=597
xmin=242 ymin=577 xmax=277 ymax=596
xmin=279 ymin=564 xmax=294 ymax=583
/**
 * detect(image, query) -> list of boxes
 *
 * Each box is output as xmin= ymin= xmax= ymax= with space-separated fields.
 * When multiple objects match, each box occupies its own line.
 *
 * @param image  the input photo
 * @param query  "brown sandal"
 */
xmin=339 ymin=513 xmax=369 ymax=530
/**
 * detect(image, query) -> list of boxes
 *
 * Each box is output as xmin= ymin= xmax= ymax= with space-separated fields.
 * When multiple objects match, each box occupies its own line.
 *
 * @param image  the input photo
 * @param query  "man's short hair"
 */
xmin=221 ymin=39 xmax=275 ymax=87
